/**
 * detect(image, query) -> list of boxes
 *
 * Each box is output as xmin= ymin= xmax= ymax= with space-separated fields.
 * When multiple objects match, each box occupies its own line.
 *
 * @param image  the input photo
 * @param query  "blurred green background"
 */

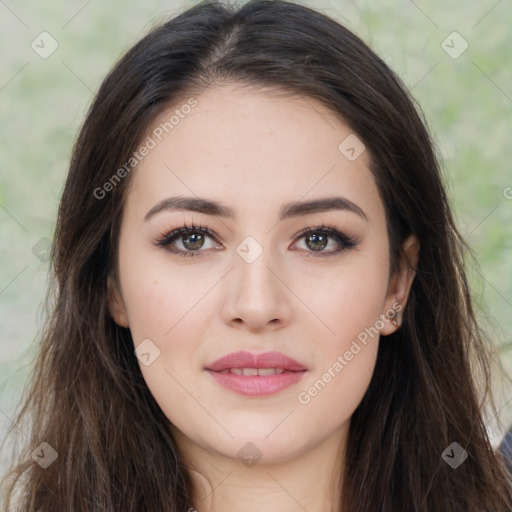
xmin=0 ymin=0 xmax=511 ymax=471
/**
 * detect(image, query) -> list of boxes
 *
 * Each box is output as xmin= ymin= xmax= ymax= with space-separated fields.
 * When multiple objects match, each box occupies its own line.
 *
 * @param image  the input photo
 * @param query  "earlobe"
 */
xmin=107 ymin=274 xmax=129 ymax=328
xmin=380 ymin=234 xmax=420 ymax=336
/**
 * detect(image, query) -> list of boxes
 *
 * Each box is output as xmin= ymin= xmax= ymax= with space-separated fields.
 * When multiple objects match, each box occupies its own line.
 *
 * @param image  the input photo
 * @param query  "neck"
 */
xmin=172 ymin=423 xmax=347 ymax=512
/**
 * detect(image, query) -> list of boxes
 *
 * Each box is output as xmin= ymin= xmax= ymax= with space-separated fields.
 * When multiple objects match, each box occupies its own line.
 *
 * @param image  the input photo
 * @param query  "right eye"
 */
xmin=153 ymin=223 xmax=221 ymax=257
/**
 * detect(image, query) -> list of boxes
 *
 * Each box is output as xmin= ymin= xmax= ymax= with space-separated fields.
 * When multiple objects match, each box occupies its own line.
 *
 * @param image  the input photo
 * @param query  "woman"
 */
xmin=1 ymin=0 xmax=511 ymax=510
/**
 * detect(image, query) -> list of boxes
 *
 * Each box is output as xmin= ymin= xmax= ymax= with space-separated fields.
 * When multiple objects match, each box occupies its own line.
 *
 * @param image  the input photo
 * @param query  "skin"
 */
xmin=107 ymin=83 xmax=419 ymax=512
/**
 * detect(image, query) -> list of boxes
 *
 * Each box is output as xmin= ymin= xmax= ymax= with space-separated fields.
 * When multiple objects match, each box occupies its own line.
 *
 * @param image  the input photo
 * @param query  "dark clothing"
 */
xmin=499 ymin=428 xmax=512 ymax=475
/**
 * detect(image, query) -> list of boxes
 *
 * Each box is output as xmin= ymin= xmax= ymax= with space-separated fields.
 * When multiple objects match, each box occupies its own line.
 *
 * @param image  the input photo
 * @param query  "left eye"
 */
xmin=154 ymin=223 xmax=360 ymax=258
xmin=292 ymin=225 xmax=360 ymax=256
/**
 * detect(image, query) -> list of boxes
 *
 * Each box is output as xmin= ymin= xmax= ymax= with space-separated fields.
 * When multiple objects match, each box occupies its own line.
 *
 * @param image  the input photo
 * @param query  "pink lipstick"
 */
xmin=205 ymin=350 xmax=308 ymax=396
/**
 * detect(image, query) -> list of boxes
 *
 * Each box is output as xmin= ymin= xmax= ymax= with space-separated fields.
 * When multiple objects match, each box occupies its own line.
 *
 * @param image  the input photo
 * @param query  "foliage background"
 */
xmin=0 ymin=0 xmax=510 ymax=474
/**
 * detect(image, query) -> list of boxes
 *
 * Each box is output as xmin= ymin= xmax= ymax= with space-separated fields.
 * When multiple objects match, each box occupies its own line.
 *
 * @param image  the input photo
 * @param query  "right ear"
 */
xmin=107 ymin=274 xmax=129 ymax=328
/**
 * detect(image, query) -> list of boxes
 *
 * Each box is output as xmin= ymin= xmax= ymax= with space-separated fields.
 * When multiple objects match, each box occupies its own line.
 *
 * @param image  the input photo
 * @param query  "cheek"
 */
xmin=121 ymin=275 xmax=170 ymax=345
xmin=117 ymin=238 xmax=194 ymax=343
xmin=122 ymin=278 xmax=203 ymax=375
xmin=304 ymin=251 xmax=389 ymax=346
xmin=295 ymin=251 xmax=387 ymax=409
xmin=117 ymin=244 xmax=209 ymax=379
xmin=296 ymin=271 xmax=385 ymax=425
xmin=296 ymin=338 xmax=379 ymax=439
xmin=119 ymin=261 xmax=205 ymax=426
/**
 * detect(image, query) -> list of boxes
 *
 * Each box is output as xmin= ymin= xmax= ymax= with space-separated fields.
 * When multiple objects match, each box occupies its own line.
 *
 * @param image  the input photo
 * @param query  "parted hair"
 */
xmin=2 ymin=1 xmax=511 ymax=510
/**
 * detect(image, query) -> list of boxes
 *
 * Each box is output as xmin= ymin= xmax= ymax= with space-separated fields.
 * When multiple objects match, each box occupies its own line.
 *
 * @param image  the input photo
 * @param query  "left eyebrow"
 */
xmin=144 ymin=195 xmax=368 ymax=223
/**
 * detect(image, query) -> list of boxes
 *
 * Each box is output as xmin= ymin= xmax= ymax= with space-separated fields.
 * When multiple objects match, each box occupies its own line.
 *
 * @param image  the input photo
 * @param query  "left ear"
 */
xmin=380 ymin=234 xmax=420 ymax=336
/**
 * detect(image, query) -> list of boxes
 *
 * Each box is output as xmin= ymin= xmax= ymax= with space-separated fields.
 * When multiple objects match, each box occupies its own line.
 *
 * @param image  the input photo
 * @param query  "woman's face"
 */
xmin=108 ymin=84 xmax=418 ymax=467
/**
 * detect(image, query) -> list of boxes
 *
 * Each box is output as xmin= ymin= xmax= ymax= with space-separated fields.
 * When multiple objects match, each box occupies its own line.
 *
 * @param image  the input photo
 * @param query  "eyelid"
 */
xmin=153 ymin=223 xmax=219 ymax=256
xmin=153 ymin=222 xmax=360 ymax=257
xmin=290 ymin=224 xmax=361 ymax=256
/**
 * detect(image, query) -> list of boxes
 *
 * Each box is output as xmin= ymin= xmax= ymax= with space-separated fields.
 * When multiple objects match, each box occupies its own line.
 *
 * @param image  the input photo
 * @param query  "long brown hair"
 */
xmin=2 ymin=0 xmax=511 ymax=510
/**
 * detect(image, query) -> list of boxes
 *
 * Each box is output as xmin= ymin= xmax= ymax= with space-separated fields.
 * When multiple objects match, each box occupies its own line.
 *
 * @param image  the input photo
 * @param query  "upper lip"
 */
xmin=205 ymin=350 xmax=308 ymax=372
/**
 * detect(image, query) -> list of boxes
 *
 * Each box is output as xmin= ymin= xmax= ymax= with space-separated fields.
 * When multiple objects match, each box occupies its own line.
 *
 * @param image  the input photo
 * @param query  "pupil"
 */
xmin=183 ymin=233 xmax=204 ymax=250
xmin=307 ymin=233 xmax=327 ymax=251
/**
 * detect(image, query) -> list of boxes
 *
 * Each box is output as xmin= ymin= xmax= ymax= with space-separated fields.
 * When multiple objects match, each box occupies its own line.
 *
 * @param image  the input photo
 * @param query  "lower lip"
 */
xmin=206 ymin=369 xmax=307 ymax=396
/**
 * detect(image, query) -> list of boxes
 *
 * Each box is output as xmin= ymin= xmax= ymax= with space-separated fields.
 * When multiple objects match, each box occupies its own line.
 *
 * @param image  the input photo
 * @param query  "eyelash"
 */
xmin=153 ymin=222 xmax=360 ymax=258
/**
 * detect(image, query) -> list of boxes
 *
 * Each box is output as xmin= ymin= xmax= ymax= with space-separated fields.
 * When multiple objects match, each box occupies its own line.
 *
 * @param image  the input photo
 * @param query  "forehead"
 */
xmin=125 ymin=84 xmax=382 ymax=226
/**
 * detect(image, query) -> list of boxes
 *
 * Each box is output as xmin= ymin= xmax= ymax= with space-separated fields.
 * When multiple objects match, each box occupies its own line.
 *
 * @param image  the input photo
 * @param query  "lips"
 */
xmin=205 ymin=350 xmax=308 ymax=397
xmin=205 ymin=350 xmax=308 ymax=373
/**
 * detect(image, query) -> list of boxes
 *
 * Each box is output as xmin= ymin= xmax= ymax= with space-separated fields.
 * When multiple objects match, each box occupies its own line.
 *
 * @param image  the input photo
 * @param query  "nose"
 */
xmin=220 ymin=248 xmax=293 ymax=333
